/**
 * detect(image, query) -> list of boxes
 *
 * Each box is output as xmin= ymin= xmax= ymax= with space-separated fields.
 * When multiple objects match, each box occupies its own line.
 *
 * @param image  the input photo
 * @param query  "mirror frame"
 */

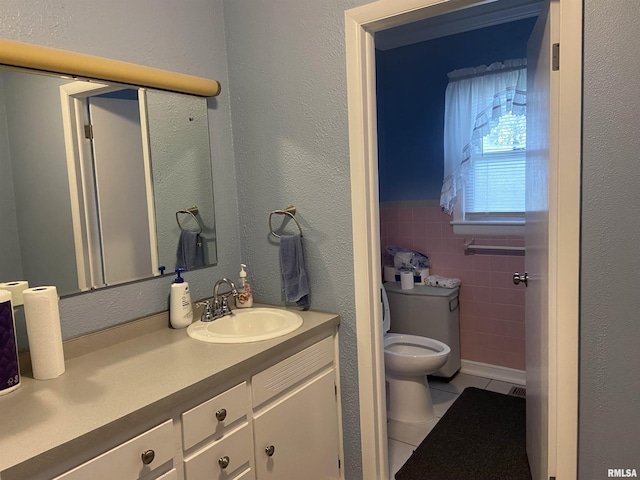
xmin=0 ymin=38 xmax=220 ymax=97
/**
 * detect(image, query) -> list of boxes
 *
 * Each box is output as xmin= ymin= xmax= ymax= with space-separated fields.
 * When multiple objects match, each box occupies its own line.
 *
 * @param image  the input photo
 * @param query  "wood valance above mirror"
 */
xmin=0 ymin=38 xmax=221 ymax=97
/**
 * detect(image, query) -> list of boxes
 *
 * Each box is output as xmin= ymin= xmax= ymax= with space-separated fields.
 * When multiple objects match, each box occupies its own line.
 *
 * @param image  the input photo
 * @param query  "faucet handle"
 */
xmin=220 ymin=296 xmax=234 ymax=316
xmin=196 ymin=300 xmax=215 ymax=322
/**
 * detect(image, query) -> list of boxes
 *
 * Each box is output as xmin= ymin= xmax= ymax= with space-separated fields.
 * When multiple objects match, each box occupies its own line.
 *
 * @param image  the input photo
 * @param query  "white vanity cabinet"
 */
xmin=251 ymin=336 xmax=340 ymax=480
xmin=0 ymin=311 xmax=342 ymax=480
xmin=181 ymin=335 xmax=341 ymax=480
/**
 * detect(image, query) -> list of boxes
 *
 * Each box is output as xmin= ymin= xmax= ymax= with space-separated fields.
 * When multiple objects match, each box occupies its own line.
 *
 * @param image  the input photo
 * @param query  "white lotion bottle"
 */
xmin=170 ymin=269 xmax=193 ymax=328
xmin=235 ymin=263 xmax=253 ymax=308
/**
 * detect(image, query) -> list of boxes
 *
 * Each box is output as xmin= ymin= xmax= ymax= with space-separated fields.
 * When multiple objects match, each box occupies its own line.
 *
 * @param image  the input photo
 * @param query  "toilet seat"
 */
xmin=384 ymin=333 xmax=450 ymax=356
xmin=384 ymin=333 xmax=450 ymax=377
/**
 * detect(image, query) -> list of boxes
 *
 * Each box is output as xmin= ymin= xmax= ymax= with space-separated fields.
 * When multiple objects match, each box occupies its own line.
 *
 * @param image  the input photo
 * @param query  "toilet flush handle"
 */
xmin=513 ymin=272 xmax=529 ymax=287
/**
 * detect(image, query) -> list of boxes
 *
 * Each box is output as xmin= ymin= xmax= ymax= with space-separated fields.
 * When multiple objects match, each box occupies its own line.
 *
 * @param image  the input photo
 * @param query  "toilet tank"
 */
xmin=384 ymin=282 xmax=461 ymax=378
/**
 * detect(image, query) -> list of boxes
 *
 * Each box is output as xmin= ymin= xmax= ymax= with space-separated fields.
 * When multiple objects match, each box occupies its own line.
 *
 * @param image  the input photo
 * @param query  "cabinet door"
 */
xmin=253 ymin=369 xmax=339 ymax=480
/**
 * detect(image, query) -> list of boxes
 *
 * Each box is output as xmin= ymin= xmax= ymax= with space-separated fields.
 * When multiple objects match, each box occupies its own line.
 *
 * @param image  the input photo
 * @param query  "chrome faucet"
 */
xmin=213 ymin=278 xmax=239 ymax=321
xmin=196 ymin=278 xmax=238 ymax=322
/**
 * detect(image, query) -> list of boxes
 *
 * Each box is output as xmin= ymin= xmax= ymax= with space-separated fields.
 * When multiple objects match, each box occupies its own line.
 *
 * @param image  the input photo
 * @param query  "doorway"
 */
xmin=377 ymin=16 xmax=534 ymax=476
xmin=60 ymin=82 xmax=158 ymax=291
xmin=345 ymin=1 xmax=581 ymax=479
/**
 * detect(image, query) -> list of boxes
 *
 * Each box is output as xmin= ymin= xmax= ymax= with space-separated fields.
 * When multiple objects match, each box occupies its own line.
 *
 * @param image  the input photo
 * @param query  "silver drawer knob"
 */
xmin=265 ymin=445 xmax=275 ymax=457
xmin=141 ymin=449 xmax=155 ymax=465
xmin=219 ymin=456 xmax=230 ymax=469
xmin=215 ymin=408 xmax=227 ymax=421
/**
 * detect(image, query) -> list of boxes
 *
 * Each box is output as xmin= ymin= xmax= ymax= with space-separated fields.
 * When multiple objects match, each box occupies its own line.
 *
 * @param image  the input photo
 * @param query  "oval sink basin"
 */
xmin=186 ymin=307 xmax=303 ymax=344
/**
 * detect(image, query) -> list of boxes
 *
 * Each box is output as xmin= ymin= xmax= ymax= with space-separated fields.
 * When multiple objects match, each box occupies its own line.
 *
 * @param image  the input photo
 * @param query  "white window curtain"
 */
xmin=440 ymin=58 xmax=527 ymax=215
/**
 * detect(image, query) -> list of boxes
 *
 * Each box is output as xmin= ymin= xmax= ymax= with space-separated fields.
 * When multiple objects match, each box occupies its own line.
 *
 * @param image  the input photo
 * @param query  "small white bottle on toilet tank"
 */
xmin=170 ymin=269 xmax=193 ymax=328
xmin=235 ymin=263 xmax=253 ymax=308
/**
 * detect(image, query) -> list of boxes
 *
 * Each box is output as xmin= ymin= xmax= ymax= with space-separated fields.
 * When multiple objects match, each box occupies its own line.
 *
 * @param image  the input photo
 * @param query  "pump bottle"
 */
xmin=236 ymin=263 xmax=254 ymax=308
xmin=170 ymin=269 xmax=193 ymax=328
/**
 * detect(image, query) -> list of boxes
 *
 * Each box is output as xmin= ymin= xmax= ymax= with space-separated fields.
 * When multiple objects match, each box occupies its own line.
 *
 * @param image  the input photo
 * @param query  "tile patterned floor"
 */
xmin=388 ymin=373 xmax=524 ymax=478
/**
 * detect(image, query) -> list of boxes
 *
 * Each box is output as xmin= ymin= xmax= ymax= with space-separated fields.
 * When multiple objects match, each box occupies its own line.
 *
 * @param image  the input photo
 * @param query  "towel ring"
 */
xmin=176 ymin=206 xmax=203 ymax=234
xmin=269 ymin=206 xmax=303 ymax=238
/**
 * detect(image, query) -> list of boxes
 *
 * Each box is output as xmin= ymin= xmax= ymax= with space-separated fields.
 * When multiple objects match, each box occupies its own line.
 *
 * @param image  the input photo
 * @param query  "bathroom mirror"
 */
xmin=0 ymin=66 xmax=218 ymax=297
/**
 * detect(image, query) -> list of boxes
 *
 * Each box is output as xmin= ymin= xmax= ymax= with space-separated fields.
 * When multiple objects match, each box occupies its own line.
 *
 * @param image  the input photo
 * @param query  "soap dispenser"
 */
xmin=236 ymin=263 xmax=254 ymax=308
xmin=170 ymin=268 xmax=193 ymax=328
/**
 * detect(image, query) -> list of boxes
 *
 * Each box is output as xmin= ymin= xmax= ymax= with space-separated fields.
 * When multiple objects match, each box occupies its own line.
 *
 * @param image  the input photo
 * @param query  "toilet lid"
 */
xmin=381 ymin=283 xmax=391 ymax=333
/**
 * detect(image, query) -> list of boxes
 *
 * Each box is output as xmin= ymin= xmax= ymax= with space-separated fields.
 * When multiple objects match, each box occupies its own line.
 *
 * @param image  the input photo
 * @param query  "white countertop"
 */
xmin=0 ymin=305 xmax=339 ymax=475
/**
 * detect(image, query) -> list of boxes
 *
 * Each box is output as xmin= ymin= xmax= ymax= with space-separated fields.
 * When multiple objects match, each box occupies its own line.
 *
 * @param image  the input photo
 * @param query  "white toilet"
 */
xmin=382 ymin=284 xmax=451 ymax=423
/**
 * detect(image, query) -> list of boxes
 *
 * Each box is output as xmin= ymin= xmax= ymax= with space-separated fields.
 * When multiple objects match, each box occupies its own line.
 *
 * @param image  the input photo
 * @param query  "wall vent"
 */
xmin=508 ymin=386 xmax=526 ymax=398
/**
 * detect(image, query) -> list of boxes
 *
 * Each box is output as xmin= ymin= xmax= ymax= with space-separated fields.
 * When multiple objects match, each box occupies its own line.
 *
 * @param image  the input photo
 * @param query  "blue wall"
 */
xmin=223 ymin=2 xmax=371 ymax=477
xmin=376 ymin=18 xmax=536 ymax=203
xmin=580 ymin=0 xmax=640 ymax=475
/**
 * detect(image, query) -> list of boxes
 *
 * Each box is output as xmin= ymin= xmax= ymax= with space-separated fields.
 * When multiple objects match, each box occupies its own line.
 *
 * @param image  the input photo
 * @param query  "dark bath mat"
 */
xmin=395 ymin=387 xmax=531 ymax=480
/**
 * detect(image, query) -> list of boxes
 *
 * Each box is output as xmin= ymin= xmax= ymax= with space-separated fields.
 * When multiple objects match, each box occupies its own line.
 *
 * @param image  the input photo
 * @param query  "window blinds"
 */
xmin=465 ymin=112 xmax=526 ymax=219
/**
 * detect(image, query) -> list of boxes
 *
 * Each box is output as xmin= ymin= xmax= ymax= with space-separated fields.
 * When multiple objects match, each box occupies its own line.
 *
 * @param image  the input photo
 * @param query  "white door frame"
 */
xmin=344 ymin=1 xmax=581 ymax=478
xmin=60 ymin=83 xmax=159 ymax=291
xmin=60 ymin=81 xmax=117 ymax=291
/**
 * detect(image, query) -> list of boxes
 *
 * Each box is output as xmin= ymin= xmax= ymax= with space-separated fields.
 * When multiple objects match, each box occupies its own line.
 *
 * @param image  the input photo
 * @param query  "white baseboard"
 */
xmin=460 ymin=359 xmax=526 ymax=386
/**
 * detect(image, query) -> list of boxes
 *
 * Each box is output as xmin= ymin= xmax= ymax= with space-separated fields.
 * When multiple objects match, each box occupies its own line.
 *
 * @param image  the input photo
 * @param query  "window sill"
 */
xmin=451 ymin=220 xmax=525 ymax=237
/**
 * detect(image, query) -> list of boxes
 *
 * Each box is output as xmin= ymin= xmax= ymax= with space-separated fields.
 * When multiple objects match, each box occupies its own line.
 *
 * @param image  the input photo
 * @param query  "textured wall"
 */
xmin=0 ymin=1 xmax=241 ymax=338
xmin=580 ymin=0 xmax=640 ymax=475
xmin=223 ymin=1 xmax=367 ymax=477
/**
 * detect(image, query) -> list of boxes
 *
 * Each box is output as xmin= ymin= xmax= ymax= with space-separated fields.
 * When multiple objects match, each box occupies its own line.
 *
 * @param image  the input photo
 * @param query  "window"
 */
xmin=440 ymin=59 xmax=527 ymax=236
xmin=464 ymin=113 xmax=526 ymax=220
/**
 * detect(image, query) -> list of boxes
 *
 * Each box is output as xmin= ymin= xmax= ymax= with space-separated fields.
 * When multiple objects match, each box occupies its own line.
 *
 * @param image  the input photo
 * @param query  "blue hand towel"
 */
xmin=279 ymin=234 xmax=310 ymax=309
xmin=176 ymin=230 xmax=204 ymax=271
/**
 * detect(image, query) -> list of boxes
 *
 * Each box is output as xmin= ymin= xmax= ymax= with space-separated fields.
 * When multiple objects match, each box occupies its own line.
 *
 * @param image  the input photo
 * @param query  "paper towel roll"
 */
xmin=416 ymin=268 xmax=430 ymax=285
xmin=23 ymin=286 xmax=65 ymax=380
xmin=400 ymin=271 xmax=414 ymax=290
xmin=384 ymin=266 xmax=398 ymax=283
xmin=0 ymin=289 xmax=21 ymax=395
xmin=0 ymin=281 xmax=29 ymax=306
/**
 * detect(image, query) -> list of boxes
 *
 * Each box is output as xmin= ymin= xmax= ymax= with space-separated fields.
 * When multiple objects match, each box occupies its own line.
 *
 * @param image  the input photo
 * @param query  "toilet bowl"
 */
xmin=385 ymin=333 xmax=450 ymax=376
xmin=381 ymin=284 xmax=451 ymax=423
xmin=384 ymin=333 xmax=450 ymax=423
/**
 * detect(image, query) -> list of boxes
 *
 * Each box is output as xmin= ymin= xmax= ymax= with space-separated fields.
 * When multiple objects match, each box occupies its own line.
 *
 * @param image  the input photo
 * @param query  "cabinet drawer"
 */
xmin=184 ymin=423 xmax=252 ymax=480
xmin=252 ymin=336 xmax=334 ymax=407
xmin=53 ymin=419 xmax=173 ymax=480
xmin=182 ymin=382 xmax=247 ymax=449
